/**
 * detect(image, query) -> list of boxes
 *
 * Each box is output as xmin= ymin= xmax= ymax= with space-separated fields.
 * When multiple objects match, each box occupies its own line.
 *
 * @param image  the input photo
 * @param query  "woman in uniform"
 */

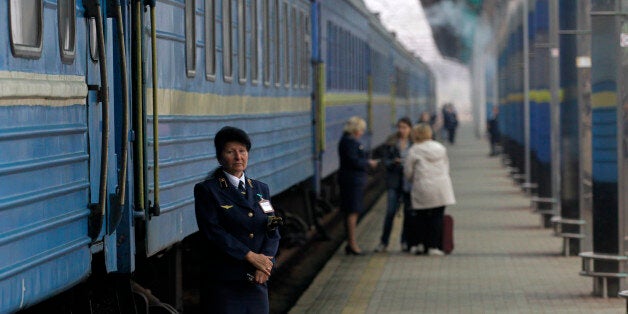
xmin=338 ymin=117 xmax=378 ymax=255
xmin=194 ymin=126 xmax=281 ymax=313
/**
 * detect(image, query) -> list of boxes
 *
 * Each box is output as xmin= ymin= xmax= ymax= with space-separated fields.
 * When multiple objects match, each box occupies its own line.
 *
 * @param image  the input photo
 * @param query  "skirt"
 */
xmin=201 ymin=280 xmax=269 ymax=314
xmin=339 ymin=183 xmax=365 ymax=214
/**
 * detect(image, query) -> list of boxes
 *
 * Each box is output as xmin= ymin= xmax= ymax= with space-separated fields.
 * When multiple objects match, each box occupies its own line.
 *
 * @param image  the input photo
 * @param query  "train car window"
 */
xmin=354 ymin=38 xmax=358 ymax=90
xmin=299 ymin=11 xmax=307 ymax=88
xmin=262 ymin=0 xmax=270 ymax=85
xmin=359 ymin=42 xmax=363 ymax=90
xmin=291 ymin=7 xmax=297 ymax=88
xmin=237 ymin=0 xmax=246 ymax=84
xmin=302 ymin=12 xmax=309 ymax=88
xmin=274 ymin=0 xmax=280 ymax=87
xmin=354 ymin=37 xmax=358 ymax=90
xmin=349 ymin=35 xmax=353 ymax=90
xmin=282 ymin=2 xmax=289 ymax=88
xmin=335 ymin=25 xmax=339 ymax=89
xmin=340 ymin=29 xmax=345 ymax=90
xmin=298 ymin=11 xmax=303 ymax=87
xmin=223 ymin=0 xmax=233 ymax=82
xmin=251 ymin=0 xmax=258 ymax=84
xmin=327 ymin=23 xmax=338 ymax=89
xmin=9 ymin=0 xmax=43 ymax=59
xmin=185 ymin=0 xmax=196 ymax=77
xmin=89 ymin=18 xmax=98 ymax=62
xmin=341 ymin=30 xmax=346 ymax=90
xmin=326 ymin=22 xmax=332 ymax=89
xmin=360 ymin=41 xmax=366 ymax=90
xmin=337 ymin=27 xmax=342 ymax=89
xmin=332 ymin=26 xmax=337 ymax=90
xmin=351 ymin=36 xmax=355 ymax=90
xmin=205 ymin=0 xmax=216 ymax=81
xmin=356 ymin=39 xmax=360 ymax=90
xmin=58 ymin=0 xmax=75 ymax=63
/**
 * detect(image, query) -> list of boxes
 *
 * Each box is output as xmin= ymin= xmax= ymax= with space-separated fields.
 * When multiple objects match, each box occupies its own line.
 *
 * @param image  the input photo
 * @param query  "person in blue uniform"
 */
xmin=194 ymin=126 xmax=280 ymax=314
xmin=487 ymin=106 xmax=500 ymax=156
xmin=338 ymin=117 xmax=378 ymax=255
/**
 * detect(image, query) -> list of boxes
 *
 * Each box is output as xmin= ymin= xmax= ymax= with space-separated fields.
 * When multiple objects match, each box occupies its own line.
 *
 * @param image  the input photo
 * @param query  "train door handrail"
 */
xmin=85 ymin=0 xmax=110 ymax=240
xmin=108 ymin=0 xmax=130 ymax=234
xmin=147 ymin=0 xmax=161 ymax=216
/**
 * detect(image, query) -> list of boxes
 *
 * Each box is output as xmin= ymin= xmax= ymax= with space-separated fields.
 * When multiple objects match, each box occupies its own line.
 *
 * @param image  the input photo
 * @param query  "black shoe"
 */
xmin=345 ymin=245 xmax=363 ymax=255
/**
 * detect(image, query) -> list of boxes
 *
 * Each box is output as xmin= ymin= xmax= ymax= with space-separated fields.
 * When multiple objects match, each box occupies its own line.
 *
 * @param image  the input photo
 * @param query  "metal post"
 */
xmin=616 ymin=0 xmax=628 ymax=290
xmin=549 ymin=0 xmax=561 ymax=214
xmin=578 ymin=0 xmax=593 ymax=256
xmin=523 ymin=0 xmax=531 ymax=187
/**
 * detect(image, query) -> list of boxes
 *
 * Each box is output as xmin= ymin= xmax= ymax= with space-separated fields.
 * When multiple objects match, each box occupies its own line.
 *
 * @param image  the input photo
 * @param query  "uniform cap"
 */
xmin=214 ymin=126 xmax=252 ymax=158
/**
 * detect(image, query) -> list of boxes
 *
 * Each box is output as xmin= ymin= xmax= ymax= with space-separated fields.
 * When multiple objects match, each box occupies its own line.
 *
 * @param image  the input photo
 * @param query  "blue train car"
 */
xmin=490 ymin=0 xmax=628 ymax=297
xmin=1 ymin=0 xmax=436 ymax=311
xmin=365 ymin=12 xmax=393 ymax=146
xmin=141 ymin=0 xmax=313 ymax=256
xmin=0 ymin=1 xmax=121 ymax=311
xmin=317 ymin=0 xmax=432 ymax=179
xmin=318 ymin=0 xmax=372 ymax=178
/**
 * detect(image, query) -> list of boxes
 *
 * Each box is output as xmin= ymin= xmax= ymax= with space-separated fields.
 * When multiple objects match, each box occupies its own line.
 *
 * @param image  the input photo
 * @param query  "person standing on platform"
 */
xmin=418 ymin=111 xmax=437 ymax=140
xmin=443 ymin=104 xmax=459 ymax=144
xmin=338 ymin=116 xmax=379 ymax=255
xmin=487 ymin=106 xmax=500 ymax=156
xmin=194 ymin=126 xmax=281 ymax=313
xmin=404 ymin=124 xmax=456 ymax=256
xmin=374 ymin=117 xmax=413 ymax=253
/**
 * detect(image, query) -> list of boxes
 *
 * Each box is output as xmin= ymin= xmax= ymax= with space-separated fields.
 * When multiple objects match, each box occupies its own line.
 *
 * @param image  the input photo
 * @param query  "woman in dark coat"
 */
xmin=374 ymin=117 xmax=412 ymax=253
xmin=194 ymin=126 xmax=280 ymax=313
xmin=338 ymin=116 xmax=378 ymax=255
xmin=443 ymin=103 xmax=459 ymax=144
xmin=487 ymin=106 xmax=500 ymax=156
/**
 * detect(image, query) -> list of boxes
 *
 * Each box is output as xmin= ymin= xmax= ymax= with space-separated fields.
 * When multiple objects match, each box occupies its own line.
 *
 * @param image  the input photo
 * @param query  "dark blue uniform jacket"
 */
xmin=338 ymin=133 xmax=368 ymax=187
xmin=194 ymin=169 xmax=280 ymax=282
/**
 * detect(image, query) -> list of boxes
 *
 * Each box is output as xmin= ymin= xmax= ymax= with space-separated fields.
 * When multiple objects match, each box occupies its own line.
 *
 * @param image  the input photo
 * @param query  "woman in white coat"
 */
xmin=404 ymin=123 xmax=456 ymax=255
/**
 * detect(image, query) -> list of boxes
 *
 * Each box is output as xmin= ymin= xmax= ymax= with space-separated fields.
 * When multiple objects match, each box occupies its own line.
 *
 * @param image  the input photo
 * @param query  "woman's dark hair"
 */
xmin=214 ymin=126 xmax=251 ymax=160
xmin=397 ymin=117 xmax=412 ymax=129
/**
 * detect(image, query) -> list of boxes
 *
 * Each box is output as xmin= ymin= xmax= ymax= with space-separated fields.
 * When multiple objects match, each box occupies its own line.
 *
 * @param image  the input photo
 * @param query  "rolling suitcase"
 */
xmin=442 ymin=214 xmax=454 ymax=254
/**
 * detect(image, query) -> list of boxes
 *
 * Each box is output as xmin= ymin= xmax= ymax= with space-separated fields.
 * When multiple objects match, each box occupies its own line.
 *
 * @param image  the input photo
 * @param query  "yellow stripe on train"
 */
xmin=324 ymin=93 xmax=369 ymax=106
xmin=146 ymin=88 xmax=310 ymax=116
xmin=0 ymin=71 xmax=87 ymax=106
xmin=591 ymin=91 xmax=617 ymax=108
xmin=323 ymin=93 xmax=403 ymax=107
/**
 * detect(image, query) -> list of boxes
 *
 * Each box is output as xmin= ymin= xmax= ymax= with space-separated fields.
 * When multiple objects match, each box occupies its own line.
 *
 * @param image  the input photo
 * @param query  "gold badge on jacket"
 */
xmin=220 ymin=205 xmax=233 ymax=210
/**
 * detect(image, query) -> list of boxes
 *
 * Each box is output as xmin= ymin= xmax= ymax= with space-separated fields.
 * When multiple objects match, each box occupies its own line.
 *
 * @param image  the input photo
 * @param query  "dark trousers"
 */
xmin=489 ymin=134 xmax=500 ymax=156
xmin=380 ymin=188 xmax=410 ymax=246
xmin=447 ymin=128 xmax=456 ymax=144
xmin=201 ymin=280 xmax=269 ymax=314
xmin=406 ymin=207 xmax=445 ymax=250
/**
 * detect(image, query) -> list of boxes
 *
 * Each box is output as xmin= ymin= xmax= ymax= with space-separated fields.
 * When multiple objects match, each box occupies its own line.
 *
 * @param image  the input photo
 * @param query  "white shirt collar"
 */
xmin=223 ymin=171 xmax=245 ymax=188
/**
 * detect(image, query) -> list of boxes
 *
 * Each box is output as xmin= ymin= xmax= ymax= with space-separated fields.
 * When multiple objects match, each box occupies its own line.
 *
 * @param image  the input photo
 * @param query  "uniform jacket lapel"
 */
xmin=215 ymin=172 xmax=253 ymax=210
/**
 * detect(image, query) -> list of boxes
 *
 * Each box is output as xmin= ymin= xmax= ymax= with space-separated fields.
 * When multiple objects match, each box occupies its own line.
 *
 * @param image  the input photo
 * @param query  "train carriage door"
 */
xmin=84 ymin=0 xmax=121 ymax=272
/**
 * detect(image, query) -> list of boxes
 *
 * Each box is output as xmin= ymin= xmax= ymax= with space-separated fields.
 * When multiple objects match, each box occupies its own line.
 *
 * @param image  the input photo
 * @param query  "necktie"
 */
xmin=238 ymin=181 xmax=246 ymax=196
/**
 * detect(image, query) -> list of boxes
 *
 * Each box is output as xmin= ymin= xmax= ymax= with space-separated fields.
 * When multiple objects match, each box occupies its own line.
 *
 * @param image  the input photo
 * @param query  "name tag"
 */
xmin=259 ymin=199 xmax=274 ymax=214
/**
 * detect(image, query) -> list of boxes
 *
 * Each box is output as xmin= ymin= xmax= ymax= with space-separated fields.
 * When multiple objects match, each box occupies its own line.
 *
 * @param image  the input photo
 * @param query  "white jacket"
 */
xmin=404 ymin=140 xmax=456 ymax=210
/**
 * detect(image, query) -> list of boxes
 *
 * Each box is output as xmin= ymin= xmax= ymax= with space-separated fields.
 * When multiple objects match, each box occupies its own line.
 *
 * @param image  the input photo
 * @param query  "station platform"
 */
xmin=290 ymin=125 xmax=624 ymax=313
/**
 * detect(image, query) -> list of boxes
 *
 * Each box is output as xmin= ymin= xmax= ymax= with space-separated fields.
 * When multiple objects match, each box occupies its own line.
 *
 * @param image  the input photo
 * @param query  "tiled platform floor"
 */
xmin=290 ymin=126 xmax=624 ymax=314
